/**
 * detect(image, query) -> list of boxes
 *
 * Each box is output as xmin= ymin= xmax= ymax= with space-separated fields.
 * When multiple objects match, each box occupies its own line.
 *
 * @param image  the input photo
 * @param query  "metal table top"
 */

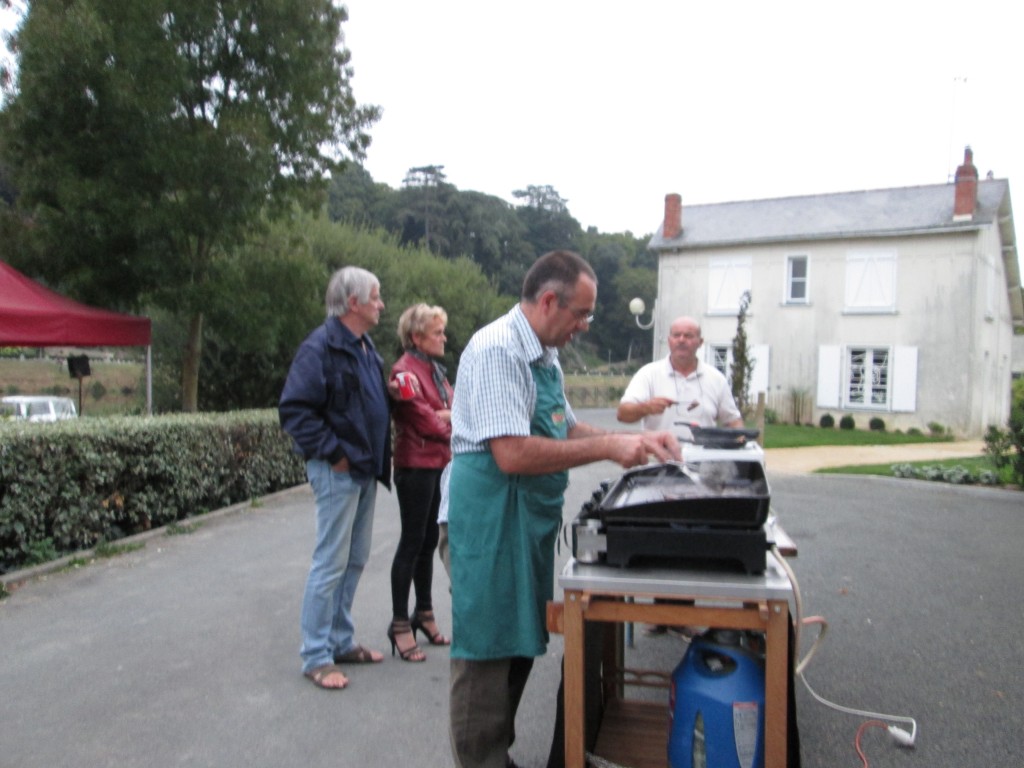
xmin=559 ymin=550 xmax=794 ymax=602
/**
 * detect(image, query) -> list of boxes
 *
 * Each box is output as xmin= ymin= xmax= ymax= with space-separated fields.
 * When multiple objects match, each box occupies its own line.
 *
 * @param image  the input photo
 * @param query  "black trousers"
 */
xmin=390 ymin=467 xmax=442 ymax=619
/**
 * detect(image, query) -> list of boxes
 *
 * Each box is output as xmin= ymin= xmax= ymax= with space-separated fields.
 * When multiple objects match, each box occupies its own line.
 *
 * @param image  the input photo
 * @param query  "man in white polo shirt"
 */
xmin=617 ymin=315 xmax=743 ymax=433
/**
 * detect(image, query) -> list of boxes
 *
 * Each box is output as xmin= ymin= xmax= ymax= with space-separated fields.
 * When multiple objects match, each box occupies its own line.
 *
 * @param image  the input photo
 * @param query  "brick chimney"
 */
xmin=663 ymin=193 xmax=682 ymax=239
xmin=953 ymin=146 xmax=978 ymax=219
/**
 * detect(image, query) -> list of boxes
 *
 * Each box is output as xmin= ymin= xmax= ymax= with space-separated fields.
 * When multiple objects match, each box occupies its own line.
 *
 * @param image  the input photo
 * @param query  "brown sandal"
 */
xmin=304 ymin=664 xmax=348 ymax=690
xmin=334 ymin=644 xmax=384 ymax=664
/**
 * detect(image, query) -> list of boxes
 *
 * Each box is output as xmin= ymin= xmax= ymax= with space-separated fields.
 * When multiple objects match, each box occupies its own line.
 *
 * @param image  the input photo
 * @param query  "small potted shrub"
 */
xmin=819 ymin=413 xmax=835 ymax=428
xmin=839 ymin=415 xmax=855 ymax=430
xmin=868 ymin=417 xmax=886 ymax=432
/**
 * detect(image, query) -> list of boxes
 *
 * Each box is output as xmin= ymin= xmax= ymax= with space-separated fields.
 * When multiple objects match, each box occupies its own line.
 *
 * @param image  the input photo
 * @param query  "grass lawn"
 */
xmin=1 ymin=356 xmax=145 ymax=416
xmin=761 ymin=424 xmax=1018 ymax=484
xmin=760 ymin=423 xmax=952 ymax=449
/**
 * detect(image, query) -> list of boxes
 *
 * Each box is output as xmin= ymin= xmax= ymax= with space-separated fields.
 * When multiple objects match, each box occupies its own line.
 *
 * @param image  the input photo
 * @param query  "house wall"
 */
xmin=655 ymin=223 xmax=1016 ymax=437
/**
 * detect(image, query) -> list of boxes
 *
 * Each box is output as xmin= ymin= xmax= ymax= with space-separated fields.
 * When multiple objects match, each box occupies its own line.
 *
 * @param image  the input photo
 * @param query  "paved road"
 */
xmin=1 ymin=410 xmax=1020 ymax=767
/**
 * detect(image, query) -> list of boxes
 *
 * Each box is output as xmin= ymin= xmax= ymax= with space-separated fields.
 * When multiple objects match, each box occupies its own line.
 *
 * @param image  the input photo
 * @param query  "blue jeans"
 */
xmin=300 ymin=459 xmax=377 ymax=674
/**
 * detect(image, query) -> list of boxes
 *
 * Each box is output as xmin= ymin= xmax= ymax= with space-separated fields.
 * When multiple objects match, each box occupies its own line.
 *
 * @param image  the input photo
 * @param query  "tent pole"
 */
xmin=146 ymin=346 xmax=153 ymax=416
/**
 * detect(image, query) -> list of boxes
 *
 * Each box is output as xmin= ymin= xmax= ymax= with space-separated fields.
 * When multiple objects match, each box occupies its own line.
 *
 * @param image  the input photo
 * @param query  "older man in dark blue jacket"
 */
xmin=279 ymin=266 xmax=393 ymax=691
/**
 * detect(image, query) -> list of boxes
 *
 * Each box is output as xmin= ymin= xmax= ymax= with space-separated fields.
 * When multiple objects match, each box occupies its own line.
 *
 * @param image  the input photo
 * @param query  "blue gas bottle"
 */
xmin=668 ymin=630 xmax=765 ymax=768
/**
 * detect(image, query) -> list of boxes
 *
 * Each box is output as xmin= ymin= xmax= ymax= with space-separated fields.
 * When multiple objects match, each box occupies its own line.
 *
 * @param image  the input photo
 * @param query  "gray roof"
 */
xmin=648 ymin=179 xmax=1011 ymax=250
xmin=648 ymin=178 xmax=1023 ymax=325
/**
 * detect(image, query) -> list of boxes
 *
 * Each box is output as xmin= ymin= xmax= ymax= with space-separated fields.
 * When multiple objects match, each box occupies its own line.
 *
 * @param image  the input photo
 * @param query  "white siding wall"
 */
xmin=656 ymin=223 xmax=1015 ymax=436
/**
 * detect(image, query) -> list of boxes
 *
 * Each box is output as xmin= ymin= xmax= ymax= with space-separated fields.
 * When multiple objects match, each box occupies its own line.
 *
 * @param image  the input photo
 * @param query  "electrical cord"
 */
xmin=855 ymin=720 xmax=891 ymax=768
xmin=770 ymin=545 xmax=919 ymax=759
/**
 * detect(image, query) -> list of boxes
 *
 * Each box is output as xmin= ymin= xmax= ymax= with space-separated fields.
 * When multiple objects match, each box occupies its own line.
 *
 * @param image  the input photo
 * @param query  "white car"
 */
xmin=1 ymin=395 xmax=79 ymax=422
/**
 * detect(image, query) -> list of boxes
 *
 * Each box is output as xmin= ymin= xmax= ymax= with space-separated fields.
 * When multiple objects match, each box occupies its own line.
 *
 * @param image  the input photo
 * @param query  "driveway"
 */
xmin=1 ymin=410 xmax=1019 ymax=767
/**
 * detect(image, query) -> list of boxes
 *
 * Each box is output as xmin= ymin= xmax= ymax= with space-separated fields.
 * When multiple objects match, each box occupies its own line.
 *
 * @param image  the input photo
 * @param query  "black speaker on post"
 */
xmin=68 ymin=354 xmax=91 ymax=379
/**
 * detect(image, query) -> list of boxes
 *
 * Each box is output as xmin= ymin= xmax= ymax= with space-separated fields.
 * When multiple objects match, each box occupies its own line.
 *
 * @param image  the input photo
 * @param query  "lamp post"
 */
xmin=629 ymin=297 xmax=656 ymax=330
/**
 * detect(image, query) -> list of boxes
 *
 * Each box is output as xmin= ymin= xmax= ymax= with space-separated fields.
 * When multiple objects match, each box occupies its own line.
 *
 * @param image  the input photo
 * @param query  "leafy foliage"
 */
xmin=891 ymin=462 xmax=1000 ymax=485
xmin=730 ymin=291 xmax=754 ymax=413
xmin=982 ymin=377 xmax=1024 ymax=485
xmin=327 ymin=170 xmax=658 ymax=366
xmin=144 ymin=211 xmax=510 ymax=412
xmin=0 ymin=0 xmax=380 ymax=409
xmin=0 ymin=411 xmax=305 ymax=573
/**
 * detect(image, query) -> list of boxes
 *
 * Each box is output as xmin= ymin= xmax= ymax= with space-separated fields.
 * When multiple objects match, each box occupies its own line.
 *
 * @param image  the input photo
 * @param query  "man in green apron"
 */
xmin=446 ymin=250 xmax=681 ymax=768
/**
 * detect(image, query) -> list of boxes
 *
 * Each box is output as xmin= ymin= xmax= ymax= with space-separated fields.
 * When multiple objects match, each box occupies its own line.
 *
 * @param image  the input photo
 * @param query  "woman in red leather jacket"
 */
xmin=387 ymin=303 xmax=454 ymax=662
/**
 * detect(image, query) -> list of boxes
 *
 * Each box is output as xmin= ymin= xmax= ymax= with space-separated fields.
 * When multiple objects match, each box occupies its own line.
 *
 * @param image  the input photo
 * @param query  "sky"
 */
xmin=339 ymin=0 xmax=1022 ymax=236
xmin=2 ymin=0 xmax=1021 ymax=239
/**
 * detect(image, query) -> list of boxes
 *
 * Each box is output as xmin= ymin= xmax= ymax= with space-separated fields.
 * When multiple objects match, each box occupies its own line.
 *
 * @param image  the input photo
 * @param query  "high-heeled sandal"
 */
xmin=411 ymin=610 xmax=450 ymax=646
xmin=387 ymin=620 xmax=426 ymax=662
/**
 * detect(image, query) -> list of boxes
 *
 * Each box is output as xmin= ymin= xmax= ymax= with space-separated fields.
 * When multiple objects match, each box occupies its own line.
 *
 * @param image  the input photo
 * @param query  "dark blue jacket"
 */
xmin=279 ymin=317 xmax=392 ymax=488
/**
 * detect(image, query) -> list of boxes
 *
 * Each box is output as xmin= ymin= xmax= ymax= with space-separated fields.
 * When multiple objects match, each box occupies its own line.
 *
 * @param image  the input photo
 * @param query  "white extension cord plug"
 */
xmin=887 ymin=726 xmax=916 ymax=748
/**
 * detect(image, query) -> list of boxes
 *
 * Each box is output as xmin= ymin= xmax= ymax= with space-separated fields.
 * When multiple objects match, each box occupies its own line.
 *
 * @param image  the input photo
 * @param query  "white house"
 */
xmin=646 ymin=147 xmax=1023 ymax=437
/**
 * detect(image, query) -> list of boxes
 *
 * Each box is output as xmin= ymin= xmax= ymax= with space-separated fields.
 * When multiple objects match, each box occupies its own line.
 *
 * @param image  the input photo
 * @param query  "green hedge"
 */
xmin=0 ymin=410 xmax=305 ymax=574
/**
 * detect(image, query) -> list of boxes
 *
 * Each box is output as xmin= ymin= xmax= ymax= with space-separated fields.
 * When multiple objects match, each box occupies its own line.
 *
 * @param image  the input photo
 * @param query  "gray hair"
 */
xmin=326 ymin=267 xmax=379 ymax=318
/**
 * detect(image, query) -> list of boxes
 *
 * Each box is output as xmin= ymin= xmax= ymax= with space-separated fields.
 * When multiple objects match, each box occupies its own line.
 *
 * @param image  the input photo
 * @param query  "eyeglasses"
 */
xmin=559 ymin=299 xmax=594 ymax=325
xmin=568 ymin=307 xmax=594 ymax=325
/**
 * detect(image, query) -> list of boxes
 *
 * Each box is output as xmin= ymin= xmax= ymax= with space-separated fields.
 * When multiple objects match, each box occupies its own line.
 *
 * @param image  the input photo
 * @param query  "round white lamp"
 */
xmin=630 ymin=297 xmax=655 ymax=330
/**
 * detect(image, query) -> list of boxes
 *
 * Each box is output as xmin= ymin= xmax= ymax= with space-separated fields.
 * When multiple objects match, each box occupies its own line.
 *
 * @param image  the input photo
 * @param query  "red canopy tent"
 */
xmin=0 ymin=260 xmax=153 ymax=412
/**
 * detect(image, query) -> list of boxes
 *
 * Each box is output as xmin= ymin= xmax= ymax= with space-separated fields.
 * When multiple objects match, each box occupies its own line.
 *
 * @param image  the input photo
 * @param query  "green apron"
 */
xmin=448 ymin=362 xmax=570 ymax=659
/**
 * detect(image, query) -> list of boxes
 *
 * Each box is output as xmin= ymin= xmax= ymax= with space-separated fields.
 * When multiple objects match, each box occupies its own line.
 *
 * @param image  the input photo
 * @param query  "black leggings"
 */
xmin=390 ymin=467 xmax=442 ymax=620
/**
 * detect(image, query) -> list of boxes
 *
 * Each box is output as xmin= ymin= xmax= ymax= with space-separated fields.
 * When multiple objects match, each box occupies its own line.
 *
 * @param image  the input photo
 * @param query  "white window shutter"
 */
xmin=708 ymin=256 xmax=753 ymax=313
xmin=750 ymin=344 xmax=769 ymax=398
xmin=816 ymin=345 xmax=841 ymax=408
xmin=845 ymin=250 xmax=897 ymax=310
xmin=891 ymin=346 xmax=918 ymax=412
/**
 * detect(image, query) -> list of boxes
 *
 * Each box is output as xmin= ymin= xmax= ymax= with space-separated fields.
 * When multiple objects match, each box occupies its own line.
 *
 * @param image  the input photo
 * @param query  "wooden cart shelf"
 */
xmin=556 ymin=549 xmax=796 ymax=768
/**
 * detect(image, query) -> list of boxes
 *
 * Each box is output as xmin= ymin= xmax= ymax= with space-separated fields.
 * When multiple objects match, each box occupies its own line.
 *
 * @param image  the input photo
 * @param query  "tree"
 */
xmin=512 ymin=184 xmax=569 ymax=214
xmin=0 ymin=0 xmax=379 ymax=410
xmin=730 ymin=291 xmax=754 ymax=414
xmin=513 ymin=184 xmax=582 ymax=266
xmin=327 ymin=163 xmax=391 ymax=231
xmin=401 ymin=165 xmax=448 ymax=253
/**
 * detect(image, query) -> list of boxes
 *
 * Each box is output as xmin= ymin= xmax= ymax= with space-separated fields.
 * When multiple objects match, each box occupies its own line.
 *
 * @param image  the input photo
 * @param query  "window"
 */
xmin=844 ymin=249 xmax=897 ymax=312
xmin=817 ymin=345 xmax=917 ymax=411
xmin=847 ymin=347 xmax=890 ymax=406
xmin=710 ymin=345 xmax=730 ymax=376
xmin=708 ymin=256 xmax=752 ymax=314
xmin=786 ymin=255 xmax=809 ymax=303
xmin=705 ymin=344 xmax=771 ymax=399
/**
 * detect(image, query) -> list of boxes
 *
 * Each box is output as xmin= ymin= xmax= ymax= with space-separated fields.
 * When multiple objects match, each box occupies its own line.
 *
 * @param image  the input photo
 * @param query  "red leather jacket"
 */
xmin=390 ymin=351 xmax=453 ymax=470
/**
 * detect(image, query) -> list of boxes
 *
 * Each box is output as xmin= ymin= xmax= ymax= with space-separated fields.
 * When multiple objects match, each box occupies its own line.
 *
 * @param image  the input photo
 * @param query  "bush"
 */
xmin=983 ymin=379 xmax=1024 ymax=486
xmin=928 ymin=421 xmax=946 ymax=436
xmin=839 ymin=415 xmax=855 ymax=430
xmin=868 ymin=417 xmax=886 ymax=432
xmin=0 ymin=410 xmax=306 ymax=574
xmin=892 ymin=462 xmax=1002 ymax=486
xmin=978 ymin=470 xmax=1000 ymax=485
xmin=819 ymin=413 xmax=835 ymax=428
xmin=941 ymin=466 xmax=974 ymax=484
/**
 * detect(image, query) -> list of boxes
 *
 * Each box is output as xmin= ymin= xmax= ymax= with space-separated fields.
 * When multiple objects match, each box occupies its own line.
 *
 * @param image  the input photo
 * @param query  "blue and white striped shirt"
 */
xmin=438 ymin=304 xmax=577 ymax=524
xmin=450 ymin=304 xmax=577 ymax=455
